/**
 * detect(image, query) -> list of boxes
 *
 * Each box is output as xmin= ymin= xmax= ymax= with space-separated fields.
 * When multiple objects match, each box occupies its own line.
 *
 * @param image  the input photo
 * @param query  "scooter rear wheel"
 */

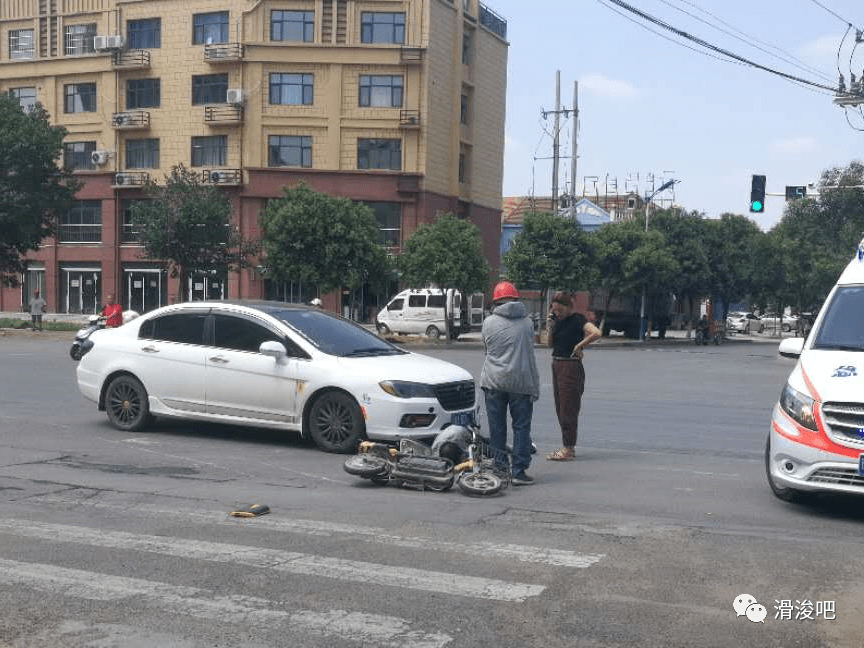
xmin=458 ymin=470 xmax=502 ymax=496
xmin=343 ymin=454 xmax=389 ymax=478
xmin=70 ymin=344 xmax=83 ymax=361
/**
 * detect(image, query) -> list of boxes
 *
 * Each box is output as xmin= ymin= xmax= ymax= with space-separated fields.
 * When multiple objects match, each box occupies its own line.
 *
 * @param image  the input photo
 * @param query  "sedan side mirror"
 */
xmin=778 ymin=337 xmax=805 ymax=359
xmin=259 ymin=340 xmax=287 ymax=362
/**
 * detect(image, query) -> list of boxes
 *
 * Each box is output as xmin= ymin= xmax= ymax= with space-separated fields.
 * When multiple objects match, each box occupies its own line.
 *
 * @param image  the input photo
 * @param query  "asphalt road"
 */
xmin=1 ymin=333 xmax=862 ymax=647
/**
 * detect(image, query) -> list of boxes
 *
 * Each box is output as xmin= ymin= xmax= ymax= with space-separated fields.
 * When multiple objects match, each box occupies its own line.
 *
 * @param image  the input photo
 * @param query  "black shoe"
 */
xmin=511 ymin=472 xmax=534 ymax=486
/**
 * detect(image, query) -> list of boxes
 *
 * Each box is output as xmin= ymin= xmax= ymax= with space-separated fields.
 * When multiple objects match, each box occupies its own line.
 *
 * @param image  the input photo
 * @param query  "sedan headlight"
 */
xmin=379 ymin=380 xmax=436 ymax=399
xmin=779 ymin=383 xmax=817 ymax=431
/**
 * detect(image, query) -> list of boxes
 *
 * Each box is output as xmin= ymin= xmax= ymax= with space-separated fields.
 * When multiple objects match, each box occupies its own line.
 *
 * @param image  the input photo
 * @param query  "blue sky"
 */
xmin=490 ymin=0 xmax=864 ymax=231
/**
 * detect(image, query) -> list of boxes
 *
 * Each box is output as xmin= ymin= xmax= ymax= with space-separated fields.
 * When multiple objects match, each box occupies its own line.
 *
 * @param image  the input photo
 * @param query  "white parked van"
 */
xmin=767 ymin=240 xmax=864 ymax=501
xmin=376 ymin=288 xmax=483 ymax=339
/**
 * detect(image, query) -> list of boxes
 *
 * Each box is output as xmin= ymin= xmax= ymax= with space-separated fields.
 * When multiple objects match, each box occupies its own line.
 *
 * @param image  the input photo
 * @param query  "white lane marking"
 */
xmin=30 ymin=497 xmax=605 ymax=568
xmin=0 ymin=519 xmax=544 ymax=602
xmin=0 ymin=557 xmax=451 ymax=648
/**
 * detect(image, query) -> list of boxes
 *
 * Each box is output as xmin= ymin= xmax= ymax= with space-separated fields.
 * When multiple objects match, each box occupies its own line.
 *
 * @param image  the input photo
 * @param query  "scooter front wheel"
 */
xmin=458 ymin=470 xmax=502 ymax=496
xmin=343 ymin=454 xmax=389 ymax=478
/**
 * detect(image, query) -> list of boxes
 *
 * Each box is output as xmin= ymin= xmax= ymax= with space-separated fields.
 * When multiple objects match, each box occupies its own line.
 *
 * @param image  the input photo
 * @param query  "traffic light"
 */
xmin=750 ymin=175 xmax=766 ymax=213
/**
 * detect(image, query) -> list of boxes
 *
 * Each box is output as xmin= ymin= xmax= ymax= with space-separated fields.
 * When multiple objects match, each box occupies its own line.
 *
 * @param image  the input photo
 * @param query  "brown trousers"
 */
xmin=552 ymin=359 xmax=586 ymax=447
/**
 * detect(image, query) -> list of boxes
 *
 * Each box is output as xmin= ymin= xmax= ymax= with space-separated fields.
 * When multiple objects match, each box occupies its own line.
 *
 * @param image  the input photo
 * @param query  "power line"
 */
xmin=662 ymin=0 xmax=835 ymax=83
xmin=599 ymin=0 xmax=838 ymax=93
xmin=808 ymin=0 xmax=861 ymax=31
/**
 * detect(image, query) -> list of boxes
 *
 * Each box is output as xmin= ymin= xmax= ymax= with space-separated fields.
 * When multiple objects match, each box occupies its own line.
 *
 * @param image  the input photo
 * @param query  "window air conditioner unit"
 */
xmin=112 ymin=112 xmax=131 ymax=127
xmin=91 ymin=150 xmax=109 ymax=166
xmin=94 ymin=35 xmax=109 ymax=51
xmin=114 ymin=172 xmax=137 ymax=185
xmin=226 ymin=88 xmax=243 ymax=105
xmin=106 ymin=35 xmax=124 ymax=49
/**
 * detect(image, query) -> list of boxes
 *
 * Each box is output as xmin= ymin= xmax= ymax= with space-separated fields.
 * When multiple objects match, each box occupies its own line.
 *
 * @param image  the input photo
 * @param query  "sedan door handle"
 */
xmin=209 ymin=355 xmax=229 ymax=364
xmin=141 ymin=345 xmax=159 ymax=353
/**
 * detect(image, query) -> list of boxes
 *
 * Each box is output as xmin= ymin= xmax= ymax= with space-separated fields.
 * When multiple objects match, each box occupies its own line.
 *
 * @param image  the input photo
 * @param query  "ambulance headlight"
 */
xmin=779 ymin=383 xmax=817 ymax=431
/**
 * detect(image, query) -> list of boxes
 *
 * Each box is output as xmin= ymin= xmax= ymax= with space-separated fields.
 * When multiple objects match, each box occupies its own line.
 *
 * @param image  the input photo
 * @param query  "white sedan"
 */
xmin=76 ymin=301 xmax=476 ymax=453
xmin=761 ymin=312 xmax=799 ymax=332
xmin=726 ymin=311 xmax=764 ymax=334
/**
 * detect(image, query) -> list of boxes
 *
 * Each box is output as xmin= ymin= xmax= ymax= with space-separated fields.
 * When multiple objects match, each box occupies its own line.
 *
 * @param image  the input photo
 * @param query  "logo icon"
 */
xmin=832 ymin=365 xmax=857 ymax=378
xmin=733 ymin=594 xmax=766 ymax=623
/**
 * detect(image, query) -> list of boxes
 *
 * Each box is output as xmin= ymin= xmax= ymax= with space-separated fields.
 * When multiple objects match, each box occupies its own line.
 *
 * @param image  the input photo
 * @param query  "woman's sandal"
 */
xmin=546 ymin=447 xmax=575 ymax=461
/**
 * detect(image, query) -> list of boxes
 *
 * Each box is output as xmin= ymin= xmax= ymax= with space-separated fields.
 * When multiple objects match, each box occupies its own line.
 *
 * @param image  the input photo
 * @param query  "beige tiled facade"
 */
xmin=0 ymin=0 xmax=507 ymax=317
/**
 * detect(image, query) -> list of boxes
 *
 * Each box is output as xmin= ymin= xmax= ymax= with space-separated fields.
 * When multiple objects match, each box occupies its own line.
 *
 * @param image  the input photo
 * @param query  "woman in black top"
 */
xmin=545 ymin=291 xmax=601 ymax=460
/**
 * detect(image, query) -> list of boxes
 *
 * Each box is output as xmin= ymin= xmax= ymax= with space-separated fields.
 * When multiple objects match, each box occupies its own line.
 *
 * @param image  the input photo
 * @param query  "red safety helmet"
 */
xmin=492 ymin=281 xmax=519 ymax=302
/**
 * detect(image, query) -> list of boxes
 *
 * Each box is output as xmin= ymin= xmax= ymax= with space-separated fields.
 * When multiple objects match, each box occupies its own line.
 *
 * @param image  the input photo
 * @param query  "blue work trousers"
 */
xmin=483 ymin=388 xmax=533 ymax=475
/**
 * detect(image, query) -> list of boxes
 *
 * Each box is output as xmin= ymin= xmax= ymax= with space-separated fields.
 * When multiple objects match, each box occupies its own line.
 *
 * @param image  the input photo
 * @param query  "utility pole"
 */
xmin=551 ymin=71 xmax=560 ymax=213
xmin=569 ymin=81 xmax=578 ymax=220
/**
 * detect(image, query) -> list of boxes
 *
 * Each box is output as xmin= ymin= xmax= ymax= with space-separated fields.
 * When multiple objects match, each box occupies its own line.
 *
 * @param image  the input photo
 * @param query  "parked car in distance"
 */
xmin=76 ymin=301 xmax=477 ymax=453
xmin=761 ymin=312 xmax=799 ymax=332
xmin=727 ymin=311 xmax=763 ymax=334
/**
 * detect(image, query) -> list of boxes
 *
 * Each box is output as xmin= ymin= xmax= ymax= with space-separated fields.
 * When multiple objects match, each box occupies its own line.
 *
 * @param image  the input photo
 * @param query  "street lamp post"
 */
xmin=639 ymin=178 xmax=678 ymax=341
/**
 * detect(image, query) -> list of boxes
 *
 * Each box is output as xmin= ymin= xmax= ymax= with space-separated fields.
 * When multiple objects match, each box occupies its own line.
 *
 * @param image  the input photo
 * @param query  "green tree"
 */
xmin=258 ymin=182 xmax=390 ymax=296
xmin=0 ymin=93 xmax=79 ymax=285
xmin=502 ymin=211 xmax=595 ymax=307
xmin=703 ymin=213 xmax=763 ymax=320
xmin=397 ymin=212 xmax=489 ymax=340
xmin=130 ymin=165 xmax=258 ymax=301
xmin=650 ymin=209 xmax=710 ymax=327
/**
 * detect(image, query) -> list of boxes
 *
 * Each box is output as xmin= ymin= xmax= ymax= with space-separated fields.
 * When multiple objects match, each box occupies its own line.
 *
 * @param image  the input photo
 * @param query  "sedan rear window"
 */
xmin=139 ymin=313 xmax=206 ymax=344
xmin=273 ymin=309 xmax=405 ymax=357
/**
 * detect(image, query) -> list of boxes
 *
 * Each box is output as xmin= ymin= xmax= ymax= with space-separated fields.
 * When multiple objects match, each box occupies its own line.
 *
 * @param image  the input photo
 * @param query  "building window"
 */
xmin=193 ymin=12 xmax=229 ymax=45
xmin=127 ymin=18 xmax=161 ymax=49
xmin=271 ymin=10 xmax=313 ymax=42
xmin=121 ymin=199 xmax=145 ymax=243
xmin=11 ymin=87 xmax=36 ymax=112
xmin=191 ymin=135 xmax=227 ymax=166
xmin=9 ymin=29 xmax=34 ymax=59
xmin=192 ymin=74 xmax=228 ymax=104
xmin=126 ymin=139 xmax=160 ymax=169
xmin=64 ymin=83 xmax=97 ymax=113
xmin=269 ymin=73 xmax=313 ymax=105
xmin=65 ymin=24 xmax=97 ymax=56
xmin=363 ymin=201 xmax=401 ymax=247
xmin=357 ymin=138 xmax=401 ymax=170
xmin=268 ymin=135 xmax=312 ymax=167
xmin=64 ymin=142 xmax=96 ymax=171
xmin=359 ymin=75 xmax=402 ymax=108
xmin=458 ymin=153 xmax=467 ymax=184
xmin=59 ymin=201 xmax=101 ymax=243
xmin=462 ymin=29 xmax=472 ymax=65
xmin=127 ymin=78 xmax=160 ymax=109
xmin=460 ymin=94 xmax=468 ymax=124
xmin=360 ymin=12 xmax=405 ymax=44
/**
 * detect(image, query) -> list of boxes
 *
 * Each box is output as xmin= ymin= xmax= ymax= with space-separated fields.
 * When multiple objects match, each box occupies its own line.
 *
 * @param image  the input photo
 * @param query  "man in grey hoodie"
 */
xmin=480 ymin=281 xmax=540 ymax=485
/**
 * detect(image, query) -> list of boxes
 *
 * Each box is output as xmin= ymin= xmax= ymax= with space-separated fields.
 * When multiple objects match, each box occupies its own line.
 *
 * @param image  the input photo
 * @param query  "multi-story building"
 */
xmin=0 ymin=0 xmax=508 ymax=318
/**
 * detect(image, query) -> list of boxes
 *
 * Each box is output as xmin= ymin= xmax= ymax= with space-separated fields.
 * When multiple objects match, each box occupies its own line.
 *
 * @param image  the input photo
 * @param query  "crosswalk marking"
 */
xmin=29 ymin=497 xmax=606 ymax=568
xmin=0 ymin=519 xmax=544 ymax=602
xmin=0 ymin=557 xmax=451 ymax=648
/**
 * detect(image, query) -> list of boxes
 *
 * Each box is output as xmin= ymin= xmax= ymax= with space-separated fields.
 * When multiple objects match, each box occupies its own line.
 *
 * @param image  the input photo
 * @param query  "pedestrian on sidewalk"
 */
xmin=480 ymin=281 xmax=540 ymax=485
xmin=546 ymin=290 xmax=601 ymax=461
xmin=29 ymin=290 xmax=47 ymax=331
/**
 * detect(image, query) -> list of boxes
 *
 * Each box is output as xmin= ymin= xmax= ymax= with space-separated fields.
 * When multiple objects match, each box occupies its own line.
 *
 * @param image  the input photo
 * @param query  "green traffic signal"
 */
xmin=750 ymin=174 xmax=766 ymax=213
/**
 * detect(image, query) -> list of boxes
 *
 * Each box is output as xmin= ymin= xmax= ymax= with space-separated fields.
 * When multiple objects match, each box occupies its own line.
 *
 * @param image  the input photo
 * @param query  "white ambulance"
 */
xmin=767 ymin=239 xmax=864 ymax=501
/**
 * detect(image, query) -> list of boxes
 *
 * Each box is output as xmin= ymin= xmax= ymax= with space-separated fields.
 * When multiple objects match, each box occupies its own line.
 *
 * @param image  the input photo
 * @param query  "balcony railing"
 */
xmin=479 ymin=3 xmax=507 ymax=38
xmin=202 ymin=169 xmax=242 ymax=185
xmin=399 ymin=110 xmax=420 ymax=128
xmin=204 ymin=43 xmax=244 ymax=62
xmin=113 ymin=49 xmax=151 ymax=68
xmin=204 ymin=104 xmax=243 ymax=124
xmin=113 ymin=171 xmax=150 ymax=188
xmin=111 ymin=110 xmax=150 ymax=129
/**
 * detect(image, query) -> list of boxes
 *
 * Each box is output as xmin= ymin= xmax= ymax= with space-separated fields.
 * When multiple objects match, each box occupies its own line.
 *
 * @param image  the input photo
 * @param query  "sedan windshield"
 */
xmin=812 ymin=286 xmax=864 ymax=351
xmin=272 ymin=309 xmax=405 ymax=357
